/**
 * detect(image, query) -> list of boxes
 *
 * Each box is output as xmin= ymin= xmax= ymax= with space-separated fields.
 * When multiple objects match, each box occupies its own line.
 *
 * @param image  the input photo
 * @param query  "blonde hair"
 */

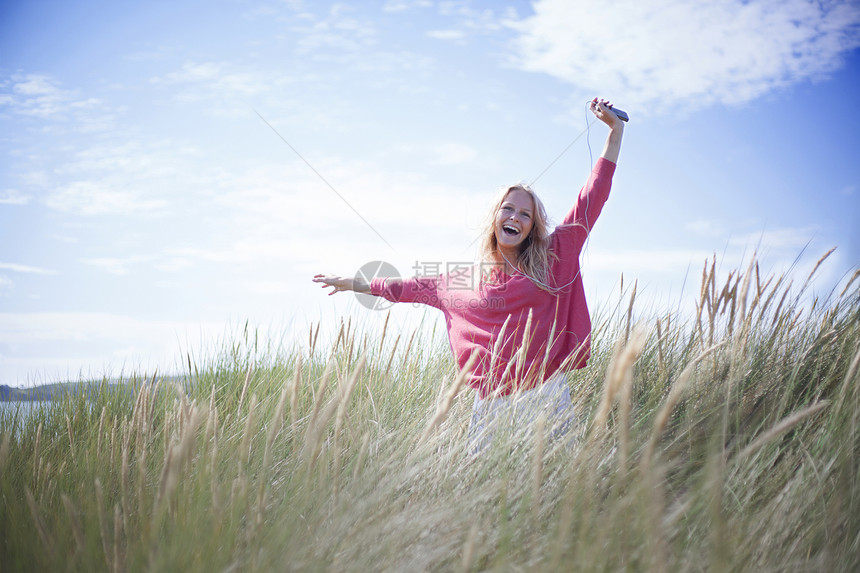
xmin=478 ymin=183 xmax=558 ymax=291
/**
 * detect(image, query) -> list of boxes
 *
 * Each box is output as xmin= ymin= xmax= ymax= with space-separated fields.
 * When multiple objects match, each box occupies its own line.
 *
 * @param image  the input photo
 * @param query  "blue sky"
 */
xmin=1 ymin=0 xmax=859 ymax=386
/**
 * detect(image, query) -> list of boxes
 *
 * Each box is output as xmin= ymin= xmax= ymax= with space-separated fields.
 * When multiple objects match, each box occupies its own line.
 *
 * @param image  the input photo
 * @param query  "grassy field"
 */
xmin=1 ymin=253 xmax=858 ymax=572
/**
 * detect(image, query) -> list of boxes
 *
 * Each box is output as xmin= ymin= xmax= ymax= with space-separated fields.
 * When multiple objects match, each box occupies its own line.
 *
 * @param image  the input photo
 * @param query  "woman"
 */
xmin=313 ymin=98 xmax=624 ymax=449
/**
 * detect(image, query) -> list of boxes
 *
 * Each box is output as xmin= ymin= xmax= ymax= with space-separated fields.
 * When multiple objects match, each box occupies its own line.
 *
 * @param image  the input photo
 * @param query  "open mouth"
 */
xmin=502 ymin=224 xmax=520 ymax=237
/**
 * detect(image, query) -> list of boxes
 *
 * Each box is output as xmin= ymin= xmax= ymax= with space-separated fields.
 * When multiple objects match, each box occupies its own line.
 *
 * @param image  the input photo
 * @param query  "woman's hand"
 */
xmin=312 ymin=274 xmax=370 ymax=295
xmin=590 ymin=98 xmax=624 ymax=131
xmin=590 ymin=97 xmax=624 ymax=164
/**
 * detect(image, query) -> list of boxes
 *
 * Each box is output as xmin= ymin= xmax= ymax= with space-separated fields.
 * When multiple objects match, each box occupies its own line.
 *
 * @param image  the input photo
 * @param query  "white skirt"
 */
xmin=467 ymin=373 xmax=576 ymax=454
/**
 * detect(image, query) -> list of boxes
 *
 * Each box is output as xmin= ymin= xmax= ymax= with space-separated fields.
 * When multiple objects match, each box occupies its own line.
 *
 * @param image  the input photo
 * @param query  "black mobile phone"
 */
xmin=608 ymin=107 xmax=629 ymax=122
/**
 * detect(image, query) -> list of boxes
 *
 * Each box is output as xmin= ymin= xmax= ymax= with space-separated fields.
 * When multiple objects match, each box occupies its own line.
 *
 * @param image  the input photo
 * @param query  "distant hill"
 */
xmin=0 ymin=375 xmax=185 ymax=402
xmin=0 ymin=383 xmax=65 ymax=401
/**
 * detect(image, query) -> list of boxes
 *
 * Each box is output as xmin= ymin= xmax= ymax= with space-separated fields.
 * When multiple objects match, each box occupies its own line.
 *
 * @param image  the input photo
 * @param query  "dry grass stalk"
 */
xmin=625 ymin=279 xmax=638 ymax=344
xmin=333 ymin=355 xmax=366 ymax=498
xmin=419 ymin=351 xmax=478 ymax=444
xmin=352 ymin=431 xmax=371 ymax=480
xmin=334 ymin=355 xmax=365 ymax=443
xmin=62 ymin=493 xmax=85 ymax=555
xmin=379 ymin=310 xmax=391 ymax=356
xmin=383 ymin=333 xmax=401 ymax=377
xmin=290 ymin=354 xmax=303 ymax=438
xmin=401 ymin=328 xmax=418 ymax=370
xmin=121 ymin=437 xmax=129 ymax=526
xmin=240 ymin=394 xmax=258 ymax=467
xmin=695 ymin=259 xmax=709 ymax=350
xmin=309 ymin=357 xmax=334 ymax=430
xmin=113 ymin=503 xmax=124 ymax=573
xmin=617 ymin=328 xmax=646 ymax=468
xmin=343 ymin=316 xmax=353 ymax=353
xmin=0 ymin=432 xmax=9 ymax=474
xmin=237 ymin=364 xmax=253 ymax=416
xmin=109 ymin=418 xmax=117 ymax=470
xmin=840 ymin=345 xmax=860 ymax=406
xmin=737 ymin=256 xmax=757 ymax=332
xmin=65 ymin=413 xmax=75 ymax=455
xmin=32 ymin=421 xmax=43 ymax=487
xmin=26 ymin=487 xmax=53 ymax=557
xmin=759 ymin=273 xmax=784 ymax=316
xmin=206 ymin=384 xmax=216 ymax=441
xmin=301 ymin=396 xmax=339 ymax=472
xmin=644 ymin=342 xmax=726 ymax=468
xmin=131 ymin=382 xmax=145 ymax=440
xmin=459 ymin=522 xmax=480 ymax=573
xmin=838 ymin=267 xmax=860 ymax=299
xmin=655 ymin=319 xmax=666 ymax=376
xmin=800 ymin=247 xmax=837 ymax=294
xmin=97 ymin=406 xmax=106 ymax=459
xmin=95 ymin=478 xmax=111 ymax=571
xmin=736 ymin=401 xmax=830 ymax=461
xmin=266 ymin=383 xmax=290 ymax=459
xmin=592 ymin=327 xmax=646 ymax=443
xmin=515 ymin=309 xmax=535 ymax=387
xmin=487 ymin=314 xmax=512 ymax=384
xmin=749 ymin=261 xmax=765 ymax=313
xmin=531 ymin=414 xmax=546 ymax=523
xmin=645 ymin=461 xmax=669 ymax=573
xmin=230 ymin=475 xmax=246 ymax=508
xmin=155 ymin=405 xmax=203 ymax=519
xmin=345 ymin=327 xmax=356 ymax=365
xmin=210 ymin=429 xmax=220 ymax=513
xmin=537 ymin=314 xmax=560 ymax=385
xmin=137 ymin=425 xmax=147 ymax=517
xmin=771 ymin=280 xmax=793 ymax=328
xmin=311 ymin=321 xmax=321 ymax=354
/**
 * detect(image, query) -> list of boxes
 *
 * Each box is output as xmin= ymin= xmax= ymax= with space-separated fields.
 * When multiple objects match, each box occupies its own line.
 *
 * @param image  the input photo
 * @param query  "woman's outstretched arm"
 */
xmin=589 ymin=98 xmax=624 ymax=164
xmin=312 ymin=274 xmax=370 ymax=295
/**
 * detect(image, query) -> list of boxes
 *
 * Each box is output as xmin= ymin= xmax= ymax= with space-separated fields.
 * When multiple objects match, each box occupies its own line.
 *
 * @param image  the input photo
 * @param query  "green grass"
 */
xmin=2 ymin=253 xmax=859 ymax=572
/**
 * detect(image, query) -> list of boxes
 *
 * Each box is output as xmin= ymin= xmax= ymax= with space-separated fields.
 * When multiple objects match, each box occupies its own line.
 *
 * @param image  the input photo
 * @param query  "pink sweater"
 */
xmin=371 ymin=158 xmax=616 ymax=398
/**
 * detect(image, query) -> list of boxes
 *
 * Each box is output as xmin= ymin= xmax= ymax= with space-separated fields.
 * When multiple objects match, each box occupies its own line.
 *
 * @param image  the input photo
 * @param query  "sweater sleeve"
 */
xmin=369 ymin=275 xmax=442 ymax=309
xmin=559 ymin=157 xmax=616 ymax=232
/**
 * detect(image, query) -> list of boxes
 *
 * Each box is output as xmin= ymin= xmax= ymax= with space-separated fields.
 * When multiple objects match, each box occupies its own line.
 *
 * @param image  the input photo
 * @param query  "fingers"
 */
xmin=313 ymin=274 xmax=349 ymax=296
xmin=590 ymin=97 xmax=613 ymax=111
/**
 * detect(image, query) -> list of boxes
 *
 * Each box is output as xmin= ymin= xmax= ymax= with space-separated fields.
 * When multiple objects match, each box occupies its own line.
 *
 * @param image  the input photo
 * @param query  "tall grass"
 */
xmin=1 ymin=254 xmax=858 ymax=572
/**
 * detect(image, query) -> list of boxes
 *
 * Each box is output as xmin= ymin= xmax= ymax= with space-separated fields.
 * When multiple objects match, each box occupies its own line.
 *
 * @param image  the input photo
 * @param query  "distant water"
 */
xmin=0 ymin=401 xmax=53 ymax=430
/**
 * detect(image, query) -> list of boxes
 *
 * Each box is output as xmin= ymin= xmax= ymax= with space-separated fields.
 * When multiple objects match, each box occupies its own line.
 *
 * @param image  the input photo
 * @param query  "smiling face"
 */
xmin=494 ymin=188 xmax=535 ymax=260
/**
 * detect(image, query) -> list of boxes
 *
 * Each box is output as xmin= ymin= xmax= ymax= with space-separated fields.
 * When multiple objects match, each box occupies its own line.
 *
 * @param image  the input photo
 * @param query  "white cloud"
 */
xmin=154 ymin=62 xmax=270 ymax=98
xmin=41 ymin=140 xmax=201 ymax=216
xmin=685 ymin=219 xmax=724 ymax=237
xmin=508 ymin=0 xmax=860 ymax=113
xmin=45 ymin=180 xmax=168 ymax=215
xmin=0 ymin=312 xmax=230 ymax=385
xmin=80 ymin=255 xmax=154 ymax=275
xmin=584 ymin=247 xmax=717 ymax=273
xmin=0 ymin=74 xmax=104 ymax=120
xmin=291 ymin=3 xmax=379 ymax=55
xmin=0 ymin=189 xmax=31 ymax=205
xmin=427 ymin=29 xmax=467 ymax=41
xmin=0 ymin=262 xmax=56 ymax=275
xmin=383 ymin=0 xmax=434 ymax=13
xmin=728 ymin=226 xmax=819 ymax=251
